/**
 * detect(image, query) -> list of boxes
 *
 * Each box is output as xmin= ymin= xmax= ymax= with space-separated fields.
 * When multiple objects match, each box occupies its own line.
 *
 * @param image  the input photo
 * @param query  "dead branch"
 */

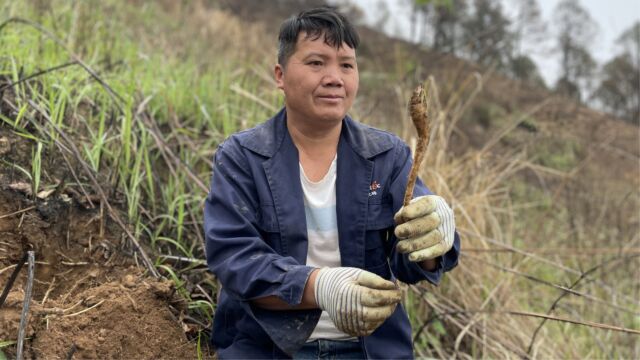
xmin=526 ymin=254 xmax=640 ymax=355
xmin=0 ymin=18 xmax=125 ymax=110
xmin=0 ymin=251 xmax=28 ymax=309
xmin=463 ymin=253 xmax=640 ymax=315
xmin=0 ymin=61 xmax=78 ymax=93
xmin=458 ymin=228 xmax=639 ymax=305
xmin=0 ymin=206 xmax=37 ymax=220
xmin=415 ymin=308 xmax=640 ymax=337
xmin=16 ymin=251 xmax=35 ymax=360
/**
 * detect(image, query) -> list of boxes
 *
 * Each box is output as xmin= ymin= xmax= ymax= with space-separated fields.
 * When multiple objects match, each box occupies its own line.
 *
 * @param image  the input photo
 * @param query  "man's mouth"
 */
xmin=317 ymin=95 xmax=344 ymax=102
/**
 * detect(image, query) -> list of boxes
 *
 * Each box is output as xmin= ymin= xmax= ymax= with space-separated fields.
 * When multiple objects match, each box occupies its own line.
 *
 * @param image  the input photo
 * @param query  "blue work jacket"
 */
xmin=204 ymin=108 xmax=460 ymax=359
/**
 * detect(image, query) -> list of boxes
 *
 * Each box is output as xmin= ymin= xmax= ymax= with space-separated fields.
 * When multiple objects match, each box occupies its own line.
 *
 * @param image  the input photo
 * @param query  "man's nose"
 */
xmin=321 ymin=66 xmax=344 ymax=87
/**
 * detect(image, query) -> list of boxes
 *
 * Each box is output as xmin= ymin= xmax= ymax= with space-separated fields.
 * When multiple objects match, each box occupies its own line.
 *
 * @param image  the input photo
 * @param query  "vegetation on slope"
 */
xmin=0 ymin=0 xmax=638 ymax=358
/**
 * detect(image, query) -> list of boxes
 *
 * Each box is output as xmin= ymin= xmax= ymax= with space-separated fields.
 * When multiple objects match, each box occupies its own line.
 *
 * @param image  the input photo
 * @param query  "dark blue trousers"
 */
xmin=293 ymin=339 xmax=365 ymax=359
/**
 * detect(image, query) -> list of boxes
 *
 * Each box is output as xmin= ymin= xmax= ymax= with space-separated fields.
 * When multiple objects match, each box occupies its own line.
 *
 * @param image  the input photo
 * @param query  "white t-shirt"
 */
xmin=300 ymin=156 xmax=357 ymax=341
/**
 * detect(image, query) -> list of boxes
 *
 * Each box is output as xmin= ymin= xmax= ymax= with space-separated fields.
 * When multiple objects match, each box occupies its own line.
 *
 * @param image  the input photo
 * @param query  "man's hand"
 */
xmin=394 ymin=195 xmax=455 ymax=262
xmin=314 ymin=267 xmax=401 ymax=337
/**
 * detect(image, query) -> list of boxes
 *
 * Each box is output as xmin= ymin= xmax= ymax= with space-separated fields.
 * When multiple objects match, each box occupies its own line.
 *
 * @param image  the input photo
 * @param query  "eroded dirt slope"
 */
xmin=0 ymin=127 xmax=198 ymax=359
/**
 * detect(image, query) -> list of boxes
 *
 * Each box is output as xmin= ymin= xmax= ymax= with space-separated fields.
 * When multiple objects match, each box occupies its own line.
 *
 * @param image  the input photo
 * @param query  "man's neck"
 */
xmin=286 ymin=112 xmax=342 ymax=182
xmin=286 ymin=115 xmax=342 ymax=159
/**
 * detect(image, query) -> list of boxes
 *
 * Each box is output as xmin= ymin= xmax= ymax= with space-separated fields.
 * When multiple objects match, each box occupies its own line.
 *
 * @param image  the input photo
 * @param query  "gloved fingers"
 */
xmin=350 ymin=305 xmax=395 ymax=337
xmin=334 ymin=314 xmax=356 ymax=337
xmin=361 ymin=304 xmax=397 ymax=323
xmin=396 ymin=230 xmax=442 ymax=254
xmin=393 ymin=195 xmax=437 ymax=224
xmin=354 ymin=314 xmax=388 ymax=337
xmin=394 ymin=212 xmax=440 ymax=238
xmin=333 ymin=304 xmax=395 ymax=337
xmin=408 ymin=242 xmax=450 ymax=262
xmin=359 ymin=286 xmax=402 ymax=306
xmin=332 ymin=288 xmax=358 ymax=335
xmin=356 ymin=270 xmax=397 ymax=290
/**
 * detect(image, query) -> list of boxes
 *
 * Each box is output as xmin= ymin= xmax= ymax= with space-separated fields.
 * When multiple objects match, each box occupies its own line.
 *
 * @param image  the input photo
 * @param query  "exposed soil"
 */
xmin=0 ymin=127 xmax=199 ymax=358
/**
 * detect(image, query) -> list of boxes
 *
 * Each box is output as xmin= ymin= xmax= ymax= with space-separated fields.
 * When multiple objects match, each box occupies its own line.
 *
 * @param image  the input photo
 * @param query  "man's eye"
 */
xmin=342 ymin=63 xmax=354 ymax=69
xmin=308 ymin=61 xmax=323 ymax=66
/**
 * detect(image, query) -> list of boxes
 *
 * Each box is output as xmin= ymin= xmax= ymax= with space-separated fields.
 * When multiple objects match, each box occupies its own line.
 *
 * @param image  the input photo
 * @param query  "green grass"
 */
xmin=0 ymin=0 xmax=282 ymax=348
xmin=30 ymin=140 xmax=42 ymax=197
xmin=534 ymin=137 xmax=582 ymax=171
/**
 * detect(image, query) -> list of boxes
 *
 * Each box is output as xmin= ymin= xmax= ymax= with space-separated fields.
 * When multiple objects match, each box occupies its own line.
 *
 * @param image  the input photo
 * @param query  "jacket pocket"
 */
xmin=364 ymin=198 xmax=394 ymax=277
xmin=366 ymin=196 xmax=395 ymax=230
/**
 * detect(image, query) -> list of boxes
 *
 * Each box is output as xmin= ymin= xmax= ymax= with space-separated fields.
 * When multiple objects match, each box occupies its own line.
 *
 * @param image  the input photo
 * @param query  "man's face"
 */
xmin=275 ymin=32 xmax=359 ymax=126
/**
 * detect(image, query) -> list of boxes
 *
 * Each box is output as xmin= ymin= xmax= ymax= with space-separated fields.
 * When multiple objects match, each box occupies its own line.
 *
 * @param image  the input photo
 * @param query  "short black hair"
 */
xmin=277 ymin=7 xmax=360 ymax=68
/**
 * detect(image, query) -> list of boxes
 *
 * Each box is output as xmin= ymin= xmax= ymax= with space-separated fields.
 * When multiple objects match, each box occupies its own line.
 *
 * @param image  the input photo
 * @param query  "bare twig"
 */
xmin=62 ymin=299 xmax=105 ymax=318
xmin=41 ymin=277 xmax=56 ymax=306
xmin=413 ymin=308 xmax=640 ymax=336
xmin=158 ymin=254 xmax=206 ymax=265
xmin=526 ymin=254 xmax=639 ymax=355
xmin=138 ymin=104 xmax=207 ymax=251
xmin=0 ymin=251 xmax=28 ymax=309
xmin=60 ymin=274 xmax=91 ymax=305
xmin=0 ymin=61 xmax=78 ymax=92
xmin=463 ymin=253 xmax=640 ymax=315
xmin=0 ymin=18 xmax=125 ymax=111
xmin=39 ymin=299 xmax=83 ymax=315
xmin=61 ymin=261 xmax=90 ymax=266
xmin=59 ymin=149 xmax=95 ymax=209
xmin=16 ymin=251 xmax=35 ymax=360
xmin=459 ymin=228 xmax=639 ymax=305
xmin=462 ymin=247 xmax=640 ymax=255
xmin=509 ymin=310 xmax=640 ymax=335
xmin=0 ymin=206 xmax=36 ymax=220
xmin=139 ymin=110 xmax=208 ymax=193
xmin=411 ymin=284 xmax=528 ymax=358
xmin=196 ymin=284 xmax=215 ymax=304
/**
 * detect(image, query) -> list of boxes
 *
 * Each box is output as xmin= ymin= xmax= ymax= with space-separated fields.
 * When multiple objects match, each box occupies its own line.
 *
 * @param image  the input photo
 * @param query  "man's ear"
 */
xmin=274 ymin=64 xmax=285 ymax=90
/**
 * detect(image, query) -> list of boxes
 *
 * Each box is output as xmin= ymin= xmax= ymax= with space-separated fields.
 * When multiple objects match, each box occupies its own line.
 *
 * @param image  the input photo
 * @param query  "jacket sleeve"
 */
xmin=386 ymin=142 xmax=460 ymax=285
xmin=204 ymin=139 xmax=315 ymax=305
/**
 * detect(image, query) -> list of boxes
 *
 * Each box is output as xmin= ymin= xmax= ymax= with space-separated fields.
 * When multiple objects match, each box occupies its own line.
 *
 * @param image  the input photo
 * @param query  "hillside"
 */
xmin=0 ymin=1 xmax=638 ymax=359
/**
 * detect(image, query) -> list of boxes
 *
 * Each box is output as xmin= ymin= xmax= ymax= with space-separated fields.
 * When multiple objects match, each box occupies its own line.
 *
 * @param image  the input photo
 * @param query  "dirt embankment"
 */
xmin=0 ymin=127 xmax=198 ymax=358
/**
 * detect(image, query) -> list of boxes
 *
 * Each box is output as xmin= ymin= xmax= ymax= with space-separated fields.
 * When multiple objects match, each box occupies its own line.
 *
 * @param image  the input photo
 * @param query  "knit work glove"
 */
xmin=394 ymin=195 xmax=455 ymax=262
xmin=314 ymin=267 xmax=401 ymax=337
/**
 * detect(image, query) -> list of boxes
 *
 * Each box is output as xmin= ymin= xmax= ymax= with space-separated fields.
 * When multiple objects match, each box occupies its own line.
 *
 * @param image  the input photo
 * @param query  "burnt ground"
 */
xmin=0 ymin=126 xmax=202 ymax=358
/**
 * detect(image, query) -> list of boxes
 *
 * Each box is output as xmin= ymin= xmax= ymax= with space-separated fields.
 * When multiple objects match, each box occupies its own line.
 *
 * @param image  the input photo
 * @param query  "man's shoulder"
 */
xmin=348 ymin=119 xmax=405 ymax=145
xmin=220 ymin=111 xmax=284 ymax=158
xmin=343 ymin=117 xmax=407 ymax=158
xmin=225 ymin=121 xmax=271 ymax=147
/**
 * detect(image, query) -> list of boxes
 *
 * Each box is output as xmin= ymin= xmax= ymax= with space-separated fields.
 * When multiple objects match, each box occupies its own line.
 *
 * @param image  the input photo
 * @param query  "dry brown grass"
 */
xmin=117 ymin=4 xmax=639 ymax=358
xmin=368 ymin=69 xmax=640 ymax=358
xmin=185 ymin=3 xmax=640 ymax=356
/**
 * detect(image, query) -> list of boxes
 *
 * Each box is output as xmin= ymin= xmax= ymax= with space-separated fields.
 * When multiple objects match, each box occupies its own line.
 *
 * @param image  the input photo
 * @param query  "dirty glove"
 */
xmin=314 ymin=267 xmax=401 ymax=337
xmin=394 ymin=195 xmax=455 ymax=262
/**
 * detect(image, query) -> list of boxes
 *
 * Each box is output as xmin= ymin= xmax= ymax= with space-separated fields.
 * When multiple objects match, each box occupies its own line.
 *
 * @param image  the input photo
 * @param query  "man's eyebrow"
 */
xmin=302 ymin=52 xmax=325 ymax=59
xmin=338 ymin=55 xmax=357 ymax=61
xmin=302 ymin=53 xmax=357 ymax=61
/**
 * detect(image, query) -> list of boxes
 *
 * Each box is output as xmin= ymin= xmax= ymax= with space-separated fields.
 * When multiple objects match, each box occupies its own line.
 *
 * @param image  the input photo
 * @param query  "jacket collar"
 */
xmin=240 ymin=107 xmax=394 ymax=159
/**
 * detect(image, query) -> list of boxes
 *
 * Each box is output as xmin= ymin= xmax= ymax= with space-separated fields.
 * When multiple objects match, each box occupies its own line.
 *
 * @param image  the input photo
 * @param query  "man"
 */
xmin=204 ymin=7 xmax=459 ymax=359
